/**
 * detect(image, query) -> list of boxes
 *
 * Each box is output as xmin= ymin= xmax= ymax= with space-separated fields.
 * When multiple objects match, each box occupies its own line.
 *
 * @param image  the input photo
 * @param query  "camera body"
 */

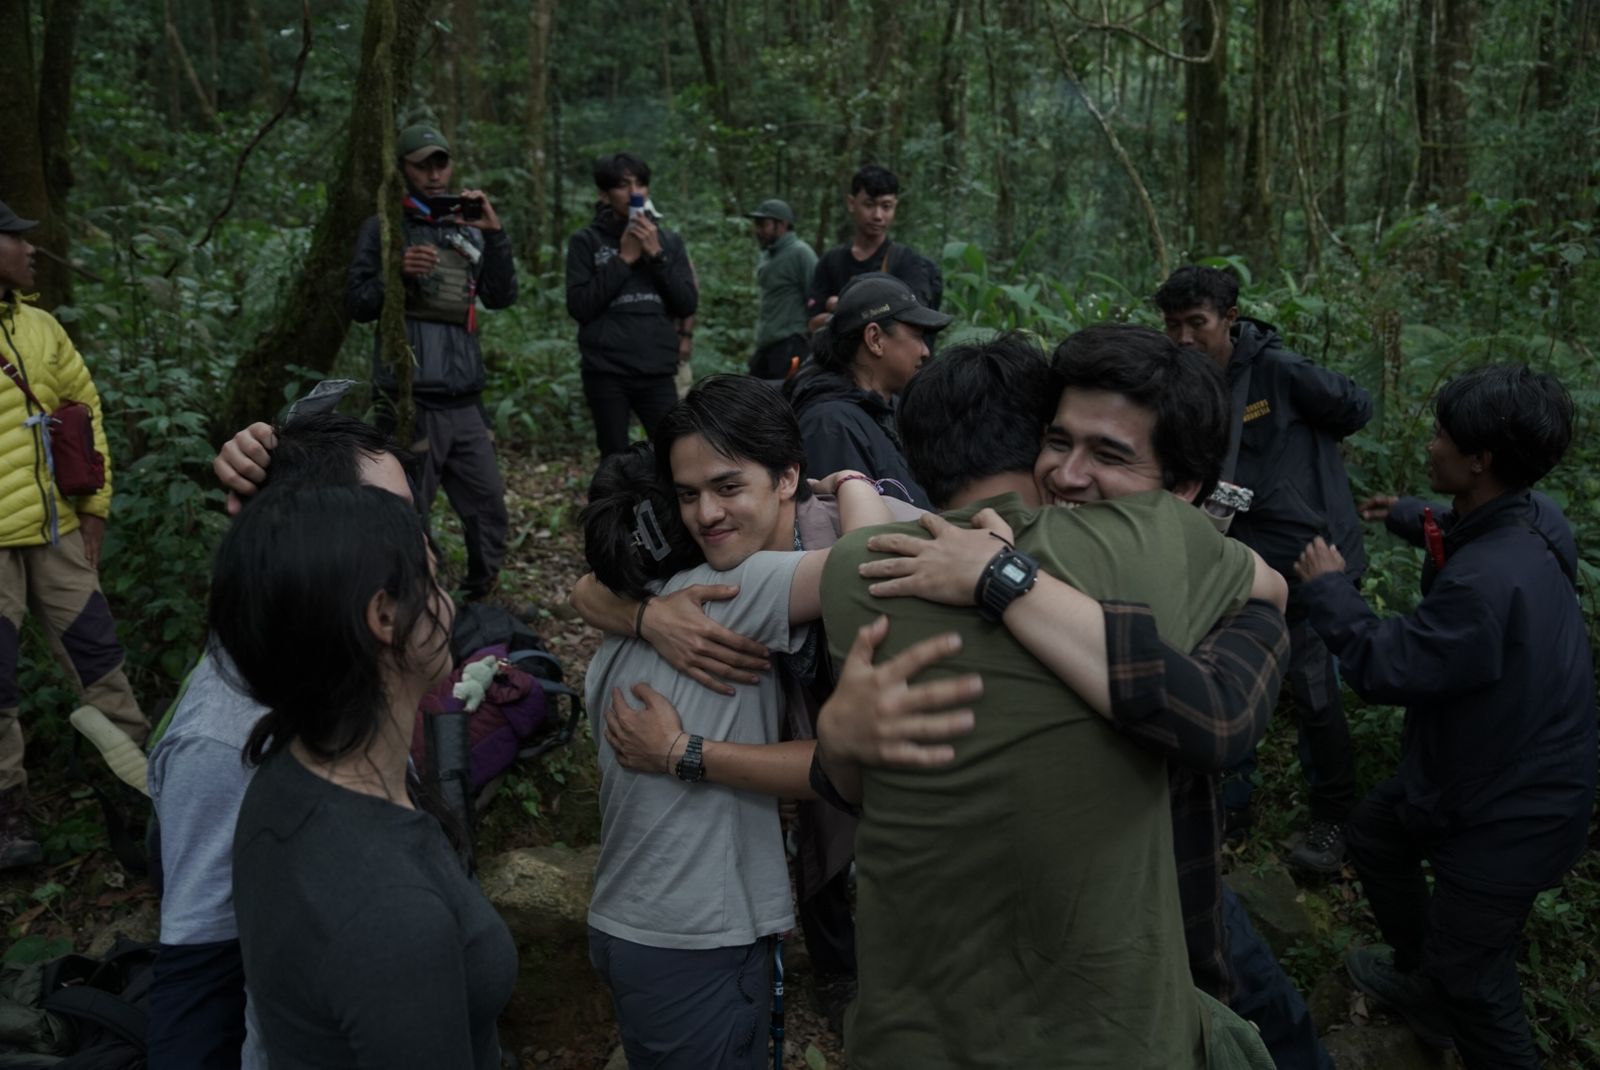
xmin=429 ymin=194 xmax=484 ymax=222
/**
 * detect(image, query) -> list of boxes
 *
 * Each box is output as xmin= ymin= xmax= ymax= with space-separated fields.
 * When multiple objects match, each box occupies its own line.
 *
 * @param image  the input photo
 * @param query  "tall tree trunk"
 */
xmin=1183 ymin=0 xmax=1228 ymax=255
xmin=456 ymin=0 xmax=490 ymax=122
xmin=37 ymin=0 xmax=84 ymax=308
xmin=163 ymin=0 xmax=222 ymax=131
xmin=683 ymin=0 xmax=739 ymax=210
xmin=219 ymin=0 xmax=432 ymax=438
xmin=524 ymin=0 xmax=555 ymax=274
xmin=934 ymin=0 xmax=966 ymax=190
xmin=1415 ymin=0 xmax=1475 ymax=205
xmin=245 ymin=0 xmax=275 ymax=103
xmin=0 ymin=0 xmax=68 ymax=309
xmin=1327 ymin=0 xmax=1348 ymax=227
xmin=1238 ymin=0 xmax=1284 ymax=262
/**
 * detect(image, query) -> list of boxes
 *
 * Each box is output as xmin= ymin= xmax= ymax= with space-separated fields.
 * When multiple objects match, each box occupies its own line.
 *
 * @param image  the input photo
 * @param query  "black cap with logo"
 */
xmin=830 ymin=272 xmax=953 ymax=335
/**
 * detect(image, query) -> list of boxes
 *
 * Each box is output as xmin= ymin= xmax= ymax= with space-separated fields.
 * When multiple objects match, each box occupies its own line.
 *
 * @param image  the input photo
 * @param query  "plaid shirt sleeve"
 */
xmin=1101 ymin=598 xmax=1290 ymax=1005
xmin=1101 ymin=599 xmax=1289 ymax=773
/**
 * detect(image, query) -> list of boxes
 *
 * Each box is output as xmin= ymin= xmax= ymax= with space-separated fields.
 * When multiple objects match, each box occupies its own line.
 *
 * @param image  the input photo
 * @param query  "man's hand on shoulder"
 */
xmin=640 ymin=585 xmax=772 ymax=696
xmin=858 ymin=509 xmax=1016 ymax=606
xmin=817 ymin=616 xmax=980 ymax=771
xmin=215 ymin=422 xmax=275 ymax=516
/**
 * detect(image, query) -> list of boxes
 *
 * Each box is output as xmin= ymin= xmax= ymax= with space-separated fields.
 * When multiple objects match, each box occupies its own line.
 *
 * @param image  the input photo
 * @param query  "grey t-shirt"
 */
xmin=585 ymin=550 xmax=809 ymax=949
xmin=147 ymin=648 xmax=269 ymax=1069
xmin=234 ymin=749 xmax=517 ymax=1070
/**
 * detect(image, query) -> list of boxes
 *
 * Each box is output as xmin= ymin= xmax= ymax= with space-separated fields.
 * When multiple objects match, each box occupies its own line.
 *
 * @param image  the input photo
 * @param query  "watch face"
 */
xmin=1000 ymin=560 xmax=1029 ymax=584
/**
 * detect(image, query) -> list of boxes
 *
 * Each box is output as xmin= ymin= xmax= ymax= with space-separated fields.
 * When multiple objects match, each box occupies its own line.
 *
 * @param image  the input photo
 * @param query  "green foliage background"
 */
xmin=7 ymin=0 xmax=1599 ymax=1061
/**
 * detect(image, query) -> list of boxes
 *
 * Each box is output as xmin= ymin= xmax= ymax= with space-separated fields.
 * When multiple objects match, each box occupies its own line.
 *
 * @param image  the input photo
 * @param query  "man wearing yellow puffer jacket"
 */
xmin=0 ymin=200 xmax=146 ymax=869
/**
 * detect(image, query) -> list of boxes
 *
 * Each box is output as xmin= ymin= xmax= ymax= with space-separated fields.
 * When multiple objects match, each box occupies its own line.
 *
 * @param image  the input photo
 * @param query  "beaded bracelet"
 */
xmin=834 ymin=474 xmax=913 ymax=501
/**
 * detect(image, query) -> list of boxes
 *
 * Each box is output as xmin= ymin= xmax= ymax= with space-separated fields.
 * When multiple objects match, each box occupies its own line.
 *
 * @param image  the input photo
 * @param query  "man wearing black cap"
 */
xmin=784 ymin=272 xmax=951 ymax=510
xmin=347 ymin=122 xmax=518 ymax=601
xmin=746 ymin=198 xmax=817 ymax=380
xmin=0 ymin=200 xmax=147 ymax=869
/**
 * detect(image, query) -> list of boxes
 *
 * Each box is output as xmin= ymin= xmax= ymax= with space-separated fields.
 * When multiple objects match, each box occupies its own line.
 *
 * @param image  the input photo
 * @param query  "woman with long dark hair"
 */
xmin=211 ymin=483 xmax=516 ymax=1070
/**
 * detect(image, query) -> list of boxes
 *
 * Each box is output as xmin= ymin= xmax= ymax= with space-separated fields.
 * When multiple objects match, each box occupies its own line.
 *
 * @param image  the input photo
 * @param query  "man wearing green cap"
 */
xmin=347 ymin=122 xmax=518 ymax=601
xmin=746 ymin=198 xmax=816 ymax=380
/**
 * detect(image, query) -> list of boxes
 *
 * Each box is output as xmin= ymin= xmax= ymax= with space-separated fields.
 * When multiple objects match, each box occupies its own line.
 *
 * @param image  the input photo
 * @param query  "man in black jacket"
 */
xmin=1157 ymin=265 xmax=1369 ymax=873
xmin=347 ymin=123 xmax=517 ymax=600
xmin=805 ymin=165 xmax=940 ymax=333
xmin=1294 ymin=365 xmax=1593 ymax=1069
xmin=566 ymin=152 xmax=699 ymax=456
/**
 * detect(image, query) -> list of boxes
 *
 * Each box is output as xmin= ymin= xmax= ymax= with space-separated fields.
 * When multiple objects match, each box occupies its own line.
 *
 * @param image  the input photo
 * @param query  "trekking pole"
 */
xmin=771 ymin=936 xmax=785 ymax=1070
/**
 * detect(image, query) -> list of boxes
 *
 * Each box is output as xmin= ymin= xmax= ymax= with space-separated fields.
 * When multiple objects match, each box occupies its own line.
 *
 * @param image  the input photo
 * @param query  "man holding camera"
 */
xmin=566 ymin=152 xmax=699 ymax=457
xmin=1156 ymin=265 xmax=1370 ymax=873
xmin=0 ymin=200 xmax=146 ymax=869
xmin=347 ymin=122 xmax=518 ymax=601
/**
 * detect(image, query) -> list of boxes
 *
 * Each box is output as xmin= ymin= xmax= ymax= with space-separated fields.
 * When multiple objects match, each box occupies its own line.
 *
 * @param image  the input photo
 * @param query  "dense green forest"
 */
xmin=2 ymin=0 xmax=1599 ymax=1064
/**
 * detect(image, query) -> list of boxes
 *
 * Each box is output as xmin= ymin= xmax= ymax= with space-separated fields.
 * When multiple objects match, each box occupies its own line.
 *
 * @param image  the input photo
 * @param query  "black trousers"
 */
xmin=798 ymin=865 xmax=856 ymax=979
xmin=1285 ymin=613 xmax=1358 ymax=822
xmin=1345 ymin=779 xmax=1542 ymax=1069
xmin=582 ymin=367 xmax=679 ymax=457
xmin=749 ymin=334 xmax=808 ymax=381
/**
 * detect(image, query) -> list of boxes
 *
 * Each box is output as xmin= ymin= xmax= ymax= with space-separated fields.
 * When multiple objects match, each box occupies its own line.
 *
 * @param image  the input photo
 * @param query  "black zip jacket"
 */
xmin=1226 ymin=319 xmax=1371 ymax=586
xmin=348 ymin=205 xmax=519 ymax=405
xmin=1302 ymin=490 xmax=1597 ymax=894
xmin=782 ymin=366 xmax=931 ymax=508
xmin=565 ymin=204 xmax=698 ymax=377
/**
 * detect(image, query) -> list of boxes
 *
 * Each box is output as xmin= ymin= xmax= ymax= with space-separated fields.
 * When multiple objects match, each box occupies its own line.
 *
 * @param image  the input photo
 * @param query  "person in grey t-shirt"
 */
xmin=579 ymin=440 xmax=889 ymax=1069
xmin=148 ymin=413 xmax=414 ymax=1069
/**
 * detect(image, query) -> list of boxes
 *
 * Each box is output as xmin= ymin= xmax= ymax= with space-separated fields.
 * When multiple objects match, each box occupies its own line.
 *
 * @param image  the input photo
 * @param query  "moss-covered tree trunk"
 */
xmin=217 ymin=0 xmax=430 ymax=440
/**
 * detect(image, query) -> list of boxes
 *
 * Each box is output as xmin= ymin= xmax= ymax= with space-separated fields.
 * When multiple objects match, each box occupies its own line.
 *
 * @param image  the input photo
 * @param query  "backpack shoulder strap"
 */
xmin=40 ymin=986 xmax=146 ymax=1050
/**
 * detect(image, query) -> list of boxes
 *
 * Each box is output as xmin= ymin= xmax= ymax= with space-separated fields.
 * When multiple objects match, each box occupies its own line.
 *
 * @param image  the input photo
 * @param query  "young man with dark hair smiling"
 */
xmin=815 ymin=326 xmax=1337 ymax=1069
xmin=1294 ymin=364 xmax=1594 ymax=1069
xmin=815 ymin=326 xmax=1289 ymax=1068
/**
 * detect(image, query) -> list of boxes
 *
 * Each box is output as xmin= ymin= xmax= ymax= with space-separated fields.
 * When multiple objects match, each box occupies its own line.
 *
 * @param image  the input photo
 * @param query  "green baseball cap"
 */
xmin=397 ymin=124 xmax=450 ymax=164
xmin=0 ymin=200 xmax=37 ymax=235
xmin=745 ymin=198 xmax=796 ymax=225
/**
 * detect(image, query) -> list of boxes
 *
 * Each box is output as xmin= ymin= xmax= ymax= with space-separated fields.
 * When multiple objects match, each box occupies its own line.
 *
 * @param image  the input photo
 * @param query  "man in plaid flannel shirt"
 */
xmin=815 ymin=327 xmax=1334 ymax=1069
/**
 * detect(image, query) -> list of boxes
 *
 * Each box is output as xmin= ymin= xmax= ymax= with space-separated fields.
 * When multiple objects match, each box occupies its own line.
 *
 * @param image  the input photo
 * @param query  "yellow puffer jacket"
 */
xmin=0 ymin=293 xmax=113 ymax=548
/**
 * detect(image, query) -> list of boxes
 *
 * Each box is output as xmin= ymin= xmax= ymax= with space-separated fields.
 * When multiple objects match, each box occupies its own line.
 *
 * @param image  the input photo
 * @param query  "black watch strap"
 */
xmin=975 ymin=546 xmax=1040 ymax=623
xmin=674 ymin=734 xmax=706 ymax=782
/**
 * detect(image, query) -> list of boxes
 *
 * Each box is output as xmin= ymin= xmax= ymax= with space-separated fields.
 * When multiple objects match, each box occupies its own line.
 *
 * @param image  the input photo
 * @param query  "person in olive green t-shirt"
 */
xmin=746 ymin=198 xmax=817 ymax=379
xmin=822 ymin=490 xmax=1257 ymax=1069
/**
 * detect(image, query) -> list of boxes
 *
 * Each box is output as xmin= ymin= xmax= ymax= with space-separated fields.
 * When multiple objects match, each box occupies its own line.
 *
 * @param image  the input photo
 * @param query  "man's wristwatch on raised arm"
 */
xmin=674 ymin=734 xmax=706 ymax=782
xmin=975 ymin=545 xmax=1040 ymax=623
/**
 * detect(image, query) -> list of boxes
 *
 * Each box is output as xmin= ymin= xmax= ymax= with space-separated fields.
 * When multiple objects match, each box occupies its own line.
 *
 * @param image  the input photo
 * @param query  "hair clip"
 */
xmin=633 ymin=500 xmax=672 ymax=562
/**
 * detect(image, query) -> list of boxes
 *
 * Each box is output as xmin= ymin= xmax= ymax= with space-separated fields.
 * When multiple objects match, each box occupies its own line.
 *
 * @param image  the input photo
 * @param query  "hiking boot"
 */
xmin=1288 ymin=819 xmax=1345 ymax=874
xmin=0 ymin=787 xmax=43 ymax=871
xmin=812 ymin=971 xmax=858 ymax=1038
xmin=1345 ymin=947 xmax=1455 ymax=1049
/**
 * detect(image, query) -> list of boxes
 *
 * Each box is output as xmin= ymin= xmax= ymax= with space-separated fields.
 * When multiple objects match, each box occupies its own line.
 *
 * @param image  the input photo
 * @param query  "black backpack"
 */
xmin=0 ymin=938 xmax=155 ymax=1070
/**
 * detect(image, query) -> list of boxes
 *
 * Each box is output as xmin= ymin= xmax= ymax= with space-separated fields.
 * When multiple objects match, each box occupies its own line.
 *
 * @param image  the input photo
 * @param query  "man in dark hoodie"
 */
xmin=1294 ymin=365 xmax=1593 ymax=1069
xmin=566 ymin=151 xmax=699 ymax=456
xmin=1156 ymin=265 xmax=1370 ymax=873
xmin=347 ymin=122 xmax=518 ymax=601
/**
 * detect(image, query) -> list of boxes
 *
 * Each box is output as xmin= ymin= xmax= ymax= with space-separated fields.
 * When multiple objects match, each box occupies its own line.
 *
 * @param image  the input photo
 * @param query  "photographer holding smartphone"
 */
xmin=347 ymin=122 xmax=518 ymax=603
xmin=565 ymin=152 xmax=699 ymax=457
